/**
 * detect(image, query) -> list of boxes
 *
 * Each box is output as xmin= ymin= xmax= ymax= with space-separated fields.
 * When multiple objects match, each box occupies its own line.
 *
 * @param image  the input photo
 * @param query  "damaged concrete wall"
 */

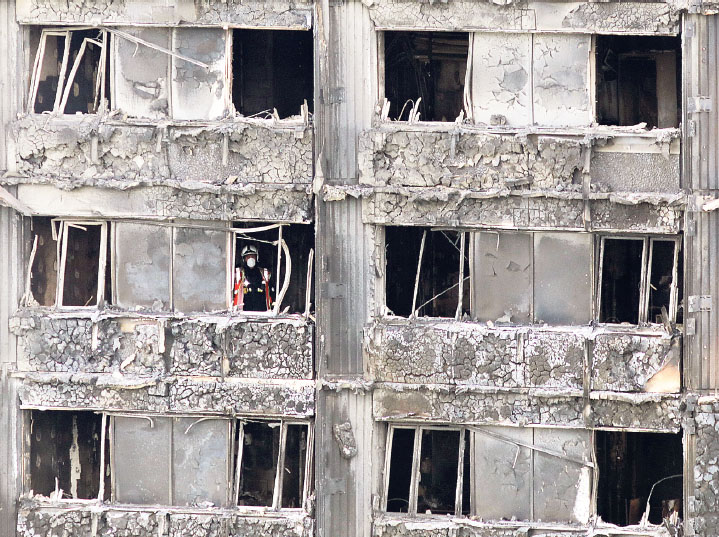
xmin=11 ymin=311 xmax=313 ymax=379
xmin=17 ymin=505 xmax=313 ymax=537
xmin=373 ymin=385 xmax=682 ymax=431
xmin=15 ymin=0 xmax=313 ymax=28
xmin=367 ymin=1 xmax=679 ymax=35
xmin=356 ymin=188 xmax=683 ymax=233
xmin=358 ymin=128 xmax=680 ymax=193
xmin=15 ymin=183 xmax=312 ymax=222
xmin=368 ymin=322 xmax=679 ymax=393
xmin=18 ymin=374 xmax=315 ymax=416
xmin=12 ymin=117 xmax=312 ymax=187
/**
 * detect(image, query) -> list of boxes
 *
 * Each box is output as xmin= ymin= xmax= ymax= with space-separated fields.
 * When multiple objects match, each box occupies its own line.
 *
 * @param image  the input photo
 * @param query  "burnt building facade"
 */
xmin=0 ymin=0 xmax=718 ymax=536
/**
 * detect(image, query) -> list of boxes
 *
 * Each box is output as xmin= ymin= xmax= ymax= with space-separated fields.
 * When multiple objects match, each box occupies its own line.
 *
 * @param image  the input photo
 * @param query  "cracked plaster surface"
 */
xmin=11 ymin=311 xmax=313 ymax=380
xmin=17 ymin=505 xmax=313 ymax=537
xmin=16 ymin=0 xmax=313 ymax=27
xmin=13 ymin=116 xmax=312 ymax=188
xmin=18 ymin=374 xmax=315 ymax=416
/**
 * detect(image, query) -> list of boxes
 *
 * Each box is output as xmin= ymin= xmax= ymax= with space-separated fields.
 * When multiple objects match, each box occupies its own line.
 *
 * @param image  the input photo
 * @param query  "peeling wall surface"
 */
xmin=15 ymin=0 xmax=313 ymax=27
xmin=2 ymin=0 xmax=718 ymax=537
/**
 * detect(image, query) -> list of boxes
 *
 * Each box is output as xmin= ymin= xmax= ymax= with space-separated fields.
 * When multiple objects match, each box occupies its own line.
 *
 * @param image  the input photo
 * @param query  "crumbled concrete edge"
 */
xmin=367 ymin=321 xmax=679 ymax=393
xmin=367 ymin=0 xmax=680 ymax=34
xmin=17 ymin=373 xmax=316 ymax=417
xmin=11 ymin=310 xmax=314 ymax=380
xmin=17 ymin=503 xmax=314 ymax=537
xmin=373 ymin=383 xmax=682 ymax=431
xmin=11 ymin=115 xmax=312 ymax=188
xmin=17 ymin=0 xmax=313 ymax=28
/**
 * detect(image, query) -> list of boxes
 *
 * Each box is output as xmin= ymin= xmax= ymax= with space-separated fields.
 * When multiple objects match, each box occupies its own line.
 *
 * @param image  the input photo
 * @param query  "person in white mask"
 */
xmin=234 ymin=244 xmax=273 ymax=311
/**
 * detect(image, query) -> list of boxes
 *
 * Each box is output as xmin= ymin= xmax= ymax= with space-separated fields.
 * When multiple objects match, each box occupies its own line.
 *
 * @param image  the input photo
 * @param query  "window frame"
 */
xmin=382 ymin=424 xmax=468 ymax=516
xmin=596 ymin=234 xmax=682 ymax=326
xmin=28 ymin=27 xmax=109 ymax=115
xmin=382 ymin=227 xmax=469 ymax=320
xmin=22 ymin=412 xmax=314 ymax=510
xmin=55 ymin=219 xmax=109 ymax=309
xmin=234 ymin=419 xmax=313 ymax=511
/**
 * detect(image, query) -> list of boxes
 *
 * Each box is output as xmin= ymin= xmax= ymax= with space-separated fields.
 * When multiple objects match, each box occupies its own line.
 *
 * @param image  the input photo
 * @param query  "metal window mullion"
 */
xmin=381 ymin=425 xmax=395 ymax=511
xmin=302 ymin=423 xmax=314 ymax=509
xmin=411 ymin=231 xmax=427 ymax=317
xmin=234 ymin=420 xmax=244 ymax=505
xmin=469 ymin=430 xmax=475 ymax=516
xmin=59 ymin=37 xmax=90 ymax=113
xmin=529 ymin=232 xmax=535 ymax=322
xmin=273 ymin=422 xmax=288 ymax=509
xmin=168 ymin=418 xmax=174 ymax=506
xmin=109 ymin=416 xmax=116 ymax=502
xmin=97 ymin=413 xmax=107 ymax=501
xmin=596 ymin=236 xmax=606 ymax=322
xmin=275 ymin=226 xmax=283 ymax=310
xmin=454 ymin=428 xmax=466 ymax=516
xmin=408 ymin=427 xmax=422 ymax=515
xmin=455 ymin=232 xmax=466 ymax=320
xmin=53 ymin=30 xmax=72 ymax=112
xmin=226 ymin=230 xmax=233 ymax=310
xmin=29 ymin=32 xmax=48 ymax=113
xmin=670 ymin=238 xmax=681 ymax=322
xmin=169 ymin=224 xmax=175 ymax=311
xmin=224 ymin=28 xmax=232 ymax=115
xmin=56 ymin=221 xmax=70 ymax=306
xmin=96 ymin=222 xmax=108 ymax=306
xmin=109 ymin=30 xmax=117 ymax=111
xmin=639 ymin=237 xmax=650 ymax=323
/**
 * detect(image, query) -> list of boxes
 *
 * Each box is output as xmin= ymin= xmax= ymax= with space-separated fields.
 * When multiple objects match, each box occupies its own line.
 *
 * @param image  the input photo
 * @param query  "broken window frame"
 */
xmin=56 ymin=219 xmax=109 ymax=308
xmin=379 ymin=31 xmax=471 ymax=123
xmin=382 ymin=424 xmax=468 ymax=516
xmin=383 ymin=227 xmax=470 ymax=320
xmin=23 ymin=409 xmax=110 ymax=503
xmin=234 ymin=419 xmax=313 ymax=511
xmin=28 ymin=27 xmax=110 ymax=115
xmin=231 ymin=223 xmax=295 ymax=316
xmin=596 ymin=235 xmax=682 ymax=325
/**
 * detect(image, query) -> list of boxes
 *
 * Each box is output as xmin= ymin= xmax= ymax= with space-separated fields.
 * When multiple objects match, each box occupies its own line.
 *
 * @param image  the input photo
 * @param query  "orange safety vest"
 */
xmin=233 ymin=267 xmax=272 ymax=310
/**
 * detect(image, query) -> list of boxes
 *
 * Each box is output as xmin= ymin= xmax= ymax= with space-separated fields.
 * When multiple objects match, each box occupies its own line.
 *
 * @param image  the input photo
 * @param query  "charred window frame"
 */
xmin=383 ymin=425 xmax=469 ymax=516
xmin=234 ymin=420 xmax=313 ymax=510
xmin=383 ymin=424 xmax=594 ymax=524
xmin=381 ymin=31 xmax=470 ymax=122
xmin=594 ymin=35 xmax=681 ymax=129
xmin=232 ymin=222 xmax=315 ymax=316
xmin=596 ymin=430 xmax=683 ymax=527
xmin=384 ymin=227 xmax=470 ymax=319
xmin=597 ymin=236 xmax=682 ymax=325
xmin=28 ymin=27 xmax=110 ymax=115
xmin=24 ymin=410 xmax=111 ymax=502
xmin=56 ymin=220 xmax=109 ymax=308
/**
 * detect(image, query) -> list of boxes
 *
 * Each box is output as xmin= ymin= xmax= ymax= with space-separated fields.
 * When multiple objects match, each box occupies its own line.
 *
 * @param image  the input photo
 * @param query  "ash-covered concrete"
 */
xmin=17 ymin=503 xmax=313 ymax=537
xmin=11 ymin=311 xmax=313 ymax=380
xmin=13 ymin=116 xmax=312 ymax=188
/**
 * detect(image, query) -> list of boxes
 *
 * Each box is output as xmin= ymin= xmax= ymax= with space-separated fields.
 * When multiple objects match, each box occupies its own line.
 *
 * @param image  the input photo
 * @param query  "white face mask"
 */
xmin=246 ymin=257 xmax=256 ymax=268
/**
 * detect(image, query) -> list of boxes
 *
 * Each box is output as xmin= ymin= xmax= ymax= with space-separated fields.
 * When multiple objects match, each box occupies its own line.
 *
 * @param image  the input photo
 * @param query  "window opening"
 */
xmin=238 ymin=421 xmax=280 ymax=507
xmin=281 ymin=424 xmax=308 ymax=508
xmin=386 ymin=427 xmax=416 ymax=513
xmin=596 ymin=431 xmax=683 ymax=526
xmin=29 ymin=28 xmax=110 ymax=114
xmin=28 ymin=410 xmax=110 ymax=500
xmin=599 ymin=236 xmax=682 ymax=325
xmin=232 ymin=29 xmax=313 ymax=119
xmin=57 ymin=221 xmax=108 ymax=307
xmin=417 ymin=429 xmax=460 ymax=515
xmin=599 ymin=238 xmax=644 ymax=324
xmin=384 ymin=31 xmax=468 ymax=121
xmin=595 ymin=35 xmax=681 ymax=128
xmin=233 ymin=222 xmax=314 ymax=315
xmin=29 ymin=217 xmax=58 ymax=306
xmin=235 ymin=420 xmax=311 ymax=509
xmin=385 ymin=227 xmax=469 ymax=318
